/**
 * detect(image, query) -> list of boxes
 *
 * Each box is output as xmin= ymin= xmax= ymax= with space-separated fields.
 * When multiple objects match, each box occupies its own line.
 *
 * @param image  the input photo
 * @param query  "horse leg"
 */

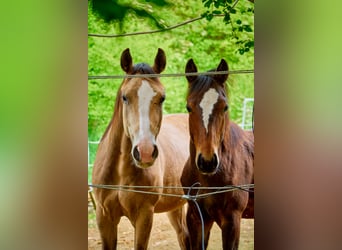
xmin=221 ymin=211 xmax=242 ymax=250
xmin=95 ymin=205 xmax=121 ymax=250
xmin=133 ymin=206 xmax=154 ymax=250
xmin=167 ymin=206 xmax=190 ymax=250
xmin=186 ymin=202 xmax=213 ymax=250
xmin=205 ymin=220 xmax=215 ymax=249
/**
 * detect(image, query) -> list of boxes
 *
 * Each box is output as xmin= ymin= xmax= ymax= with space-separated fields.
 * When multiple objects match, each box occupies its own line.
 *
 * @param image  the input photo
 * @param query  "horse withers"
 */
xmin=92 ymin=48 xmax=190 ymax=250
xmin=181 ymin=58 xmax=254 ymax=249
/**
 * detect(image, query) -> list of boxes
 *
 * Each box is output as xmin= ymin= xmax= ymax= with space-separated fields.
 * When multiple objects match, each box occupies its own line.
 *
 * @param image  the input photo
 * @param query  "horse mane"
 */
xmin=100 ymin=63 xmax=157 ymax=142
xmin=100 ymin=86 xmax=122 ymax=142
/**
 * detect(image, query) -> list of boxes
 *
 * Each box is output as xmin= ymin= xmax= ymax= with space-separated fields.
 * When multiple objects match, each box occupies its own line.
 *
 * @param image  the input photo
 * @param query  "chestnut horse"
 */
xmin=92 ymin=48 xmax=190 ymax=250
xmin=181 ymin=59 xmax=254 ymax=249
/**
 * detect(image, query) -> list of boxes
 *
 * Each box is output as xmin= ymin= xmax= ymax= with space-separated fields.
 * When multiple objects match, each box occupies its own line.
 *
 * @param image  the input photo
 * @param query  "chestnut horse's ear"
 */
xmin=152 ymin=48 xmax=166 ymax=74
xmin=214 ymin=59 xmax=229 ymax=85
xmin=121 ymin=48 xmax=133 ymax=74
xmin=185 ymin=59 xmax=198 ymax=83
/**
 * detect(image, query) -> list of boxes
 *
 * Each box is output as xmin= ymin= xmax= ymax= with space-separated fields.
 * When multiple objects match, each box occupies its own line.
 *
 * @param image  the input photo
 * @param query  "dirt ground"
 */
xmin=88 ymin=201 xmax=254 ymax=250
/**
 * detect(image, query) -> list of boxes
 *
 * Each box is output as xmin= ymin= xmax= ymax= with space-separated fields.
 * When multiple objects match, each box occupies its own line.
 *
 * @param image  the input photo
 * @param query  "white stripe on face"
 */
xmin=137 ymin=80 xmax=157 ymax=139
xmin=199 ymin=88 xmax=219 ymax=133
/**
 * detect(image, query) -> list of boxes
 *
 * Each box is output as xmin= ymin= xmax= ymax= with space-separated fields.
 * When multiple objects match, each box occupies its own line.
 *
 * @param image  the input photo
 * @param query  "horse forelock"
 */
xmin=187 ymin=73 xmax=227 ymax=99
xmin=132 ymin=63 xmax=156 ymax=75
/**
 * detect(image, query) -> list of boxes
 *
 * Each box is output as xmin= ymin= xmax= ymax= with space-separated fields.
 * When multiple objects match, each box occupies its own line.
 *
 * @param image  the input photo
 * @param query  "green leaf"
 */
xmin=201 ymin=12 xmax=208 ymax=18
xmin=243 ymin=25 xmax=253 ymax=32
xmin=204 ymin=1 xmax=212 ymax=8
xmin=236 ymin=19 xmax=242 ymax=25
xmin=214 ymin=1 xmax=220 ymax=8
xmin=212 ymin=10 xmax=222 ymax=15
xmin=206 ymin=13 xmax=214 ymax=21
xmin=223 ymin=13 xmax=231 ymax=23
xmin=245 ymin=40 xmax=254 ymax=48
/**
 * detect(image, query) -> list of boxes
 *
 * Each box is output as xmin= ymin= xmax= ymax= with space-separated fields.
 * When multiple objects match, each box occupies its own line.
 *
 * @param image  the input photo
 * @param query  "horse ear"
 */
xmin=185 ymin=59 xmax=198 ymax=83
xmin=152 ymin=48 xmax=166 ymax=74
xmin=120 ymin=48 xmax=133 ymax=74
xmin=214 ymin=59 xmax=229 ymax=84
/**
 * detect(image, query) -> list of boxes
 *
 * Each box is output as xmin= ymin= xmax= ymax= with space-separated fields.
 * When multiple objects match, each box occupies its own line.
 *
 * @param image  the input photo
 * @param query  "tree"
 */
xmin=89 ymin=0 xmax=254 ymax=54
xmin=89 ymin=0 xmax=171 ymax=29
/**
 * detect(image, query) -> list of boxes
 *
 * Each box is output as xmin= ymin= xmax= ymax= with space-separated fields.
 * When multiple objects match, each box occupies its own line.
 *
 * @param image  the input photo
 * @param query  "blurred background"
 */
xmin=1 ymin=0 xmax=342 ymax=249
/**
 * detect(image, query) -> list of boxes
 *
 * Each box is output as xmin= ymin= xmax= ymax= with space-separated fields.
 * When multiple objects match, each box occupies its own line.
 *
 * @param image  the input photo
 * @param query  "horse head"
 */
xmin=185 ymin=58 xmax=229 ymax=174
xmin=120 ymin=48 xmax=166 ymax=168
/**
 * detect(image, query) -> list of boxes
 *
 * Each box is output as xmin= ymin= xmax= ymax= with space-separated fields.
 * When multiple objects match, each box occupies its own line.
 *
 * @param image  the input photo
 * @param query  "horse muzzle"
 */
xmin=132 ymin=142 xmax=159 ymax=168
xmin=196 ymin=153 xmax=219 ymax=175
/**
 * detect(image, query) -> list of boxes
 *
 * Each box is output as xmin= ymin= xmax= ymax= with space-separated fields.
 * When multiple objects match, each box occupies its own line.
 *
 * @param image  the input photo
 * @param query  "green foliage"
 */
xmin=201 ymin=0 xmax=254 ymax=55
xmin=88 ymin=0 xmax=254 ymax=144
xmin=89 ymin=0 xmax=172 ymax=29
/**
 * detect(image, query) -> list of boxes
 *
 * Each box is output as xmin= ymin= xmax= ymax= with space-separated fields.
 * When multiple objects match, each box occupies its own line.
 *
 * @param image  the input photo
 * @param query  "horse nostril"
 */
xmin=197 ymin=153 xmax=204 ymax=169
xmin=212 ymin=154 xmax=218 ymax=167
xmin=152 ymin=145 xmax=158 ymax=159
xmin=133 ymin=146 xmax=141 ymax=162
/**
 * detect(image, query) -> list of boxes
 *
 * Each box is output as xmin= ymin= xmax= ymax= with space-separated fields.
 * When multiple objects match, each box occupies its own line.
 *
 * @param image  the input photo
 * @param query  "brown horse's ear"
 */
xmin=185 ymin=59 xmax=198 ymax=83
xmin=214 ymin=59 xmax=229 ymax=85
xmin=152 ymin=48 xmax=166 ymax=74
xmin=120 ymin=48 xmax=133 ymax=74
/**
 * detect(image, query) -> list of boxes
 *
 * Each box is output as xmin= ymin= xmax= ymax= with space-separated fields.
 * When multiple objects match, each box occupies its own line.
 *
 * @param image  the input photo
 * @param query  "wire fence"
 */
xmin=89 ymin=183 xmax=254 ymax=198
xmin=240 ymin=98 xmax=254 ymax=130
xmin=88 ymin=182 xmax=254 ymax=250
xmin=88 ymin=69 xmax=254 ymax=80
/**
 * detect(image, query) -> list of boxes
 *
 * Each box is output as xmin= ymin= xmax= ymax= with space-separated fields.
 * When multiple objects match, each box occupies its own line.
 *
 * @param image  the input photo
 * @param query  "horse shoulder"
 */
xmin=92 ymin=135 xmax=109 ymax=182
xmin=223 ymin=123 xmax=254 ymax=181
xmin=92 ymin=130 xmax=123 ymax=187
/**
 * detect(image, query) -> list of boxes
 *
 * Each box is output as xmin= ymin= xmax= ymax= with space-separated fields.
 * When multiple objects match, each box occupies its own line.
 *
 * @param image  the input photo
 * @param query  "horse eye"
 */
xmin=122 ymin=95 xmax=128 ymax=103
xmin=160 ymin=95 xmax=165 ymax=104
xmin=186 ymin=105 xmax=192 ymax=113
xmin=224 ymin=105 xmax=228 ymax=112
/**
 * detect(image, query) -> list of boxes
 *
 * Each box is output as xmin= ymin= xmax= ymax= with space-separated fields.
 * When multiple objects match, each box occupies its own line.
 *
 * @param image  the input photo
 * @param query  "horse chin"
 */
xmin=197 ymin=166 xmax=218 ymax=176
xmin=134 ymin=160 xmax=154 ymax=169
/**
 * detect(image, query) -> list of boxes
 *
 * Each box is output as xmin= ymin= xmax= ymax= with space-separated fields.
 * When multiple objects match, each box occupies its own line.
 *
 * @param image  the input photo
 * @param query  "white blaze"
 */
xmin=137 ymin=80 xmax=156 ymax=139
xmin=199 ymin=88 xmax=219 ymax=133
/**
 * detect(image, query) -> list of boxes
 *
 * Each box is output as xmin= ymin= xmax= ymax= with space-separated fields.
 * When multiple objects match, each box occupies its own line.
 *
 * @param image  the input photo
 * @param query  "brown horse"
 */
xmin=92 ymin=48 xmax=190 ymax=250
xmin=181 ymin=59 xmax=254 ymax=249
